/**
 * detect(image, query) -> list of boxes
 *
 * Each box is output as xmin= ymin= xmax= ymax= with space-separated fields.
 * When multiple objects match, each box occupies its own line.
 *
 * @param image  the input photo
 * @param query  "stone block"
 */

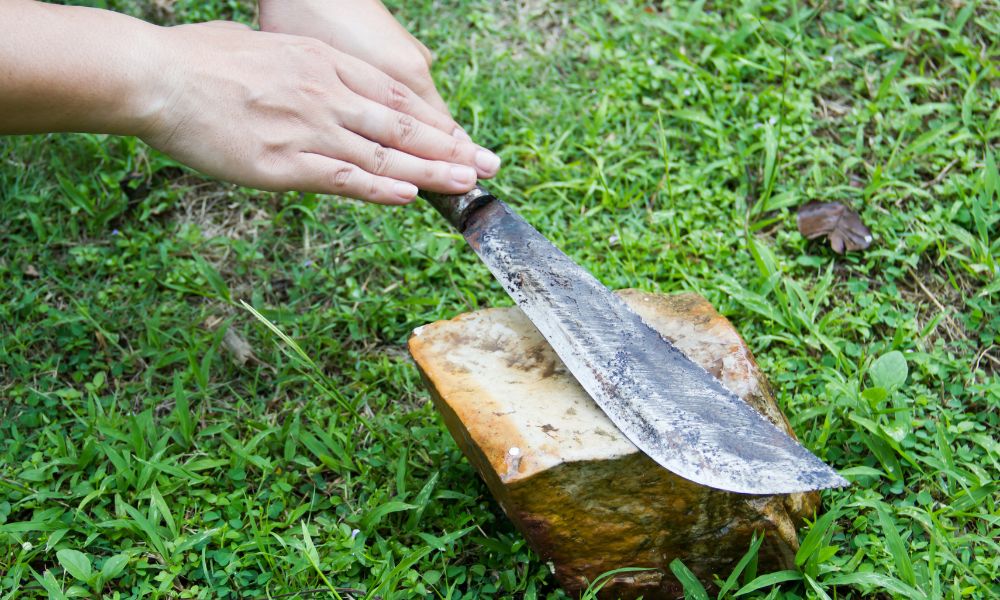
xmin=408 ymin=289 xmax=820 ymax=598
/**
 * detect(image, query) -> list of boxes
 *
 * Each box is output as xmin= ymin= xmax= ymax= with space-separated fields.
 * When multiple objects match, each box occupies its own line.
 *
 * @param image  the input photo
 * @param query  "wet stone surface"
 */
xmin=408 ymin=289 xmax=821 ymax=599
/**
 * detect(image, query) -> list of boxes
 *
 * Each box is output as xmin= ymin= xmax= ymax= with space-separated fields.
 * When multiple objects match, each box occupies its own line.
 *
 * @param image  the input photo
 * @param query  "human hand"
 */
xmin=258 ymin=0 xmax=454 ymax=119
xmin=140 ymin=21 xmax=500 ymax=204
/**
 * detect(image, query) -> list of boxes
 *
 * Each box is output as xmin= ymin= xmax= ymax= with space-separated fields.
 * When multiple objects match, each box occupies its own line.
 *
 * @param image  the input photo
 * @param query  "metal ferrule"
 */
xmin=424 ymin=185 xmax=496 ymax=232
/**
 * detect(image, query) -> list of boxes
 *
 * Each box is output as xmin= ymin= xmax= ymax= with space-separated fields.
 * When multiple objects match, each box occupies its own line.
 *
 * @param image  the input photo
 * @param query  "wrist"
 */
xmin=122 ymin=23 xmax=177 ymax=139
xmin=0 ymin=1 xmax=175 ymax=137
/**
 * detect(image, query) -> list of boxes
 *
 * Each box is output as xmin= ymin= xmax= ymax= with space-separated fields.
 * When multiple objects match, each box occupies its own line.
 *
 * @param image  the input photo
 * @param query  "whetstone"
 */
xmin=408 ymin=289 xmax=820 ymax=599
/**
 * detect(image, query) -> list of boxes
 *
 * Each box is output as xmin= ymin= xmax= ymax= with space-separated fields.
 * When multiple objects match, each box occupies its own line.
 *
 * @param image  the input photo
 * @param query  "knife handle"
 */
xmin=423 ymin=185 xmax=495 ymax=232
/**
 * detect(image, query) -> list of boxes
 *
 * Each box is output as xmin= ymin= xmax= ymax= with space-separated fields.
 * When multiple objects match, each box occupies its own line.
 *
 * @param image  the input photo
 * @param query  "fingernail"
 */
xmin=451 ymin=165 xmax=477 ymax=186
xmin=393 ymin=181 xmax=418 ymax=200
xmin=452 ymin=127 xmax=472 ymax=142
xmin=475 ymin=149 xmax=501 ymax=175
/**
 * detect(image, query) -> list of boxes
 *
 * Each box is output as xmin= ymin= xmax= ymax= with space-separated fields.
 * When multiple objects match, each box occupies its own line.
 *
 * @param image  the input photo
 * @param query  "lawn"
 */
xmin=1 ymin=0 xmax=998 ymax=598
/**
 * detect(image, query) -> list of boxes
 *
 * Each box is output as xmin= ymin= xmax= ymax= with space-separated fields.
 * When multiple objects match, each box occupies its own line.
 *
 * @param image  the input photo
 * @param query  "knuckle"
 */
xmin=447 ymin=138 xmax=464 ymax=162
xmin=256 ymin=128 xmax=294 ymax=156
xmin=331 ymin=166 xmax=355 ymax=189
xmin=415 ymin=40 xmax=434 ymax=65
xmin=258 ymin=149 xmax=286 ymax=174
xmin=335 ymin=102 xmax=364 ymax=127
xmin=396 ymin=115 xmax=416 ymax=143
xmin=386 ymin=81 xmax=410 ymax=112
xmin=408 ymin=59 xmax=433 ymax=80
xmin=407 ymin=72 xmax=434 ymax=94
xmin=299 ymin=77 xmax=327 ymax=99
xmin=370 ymin=145 xmax=390 ymax=175
xmin=409 ymin=52 xmax=432 ymax=72
xmin=255 ymin=155 xmax=292 ymax=190
xmin=297 ymin=85 xmax=325 ymax=103
xmin=296 ymin=38 xmax=329 ymax=59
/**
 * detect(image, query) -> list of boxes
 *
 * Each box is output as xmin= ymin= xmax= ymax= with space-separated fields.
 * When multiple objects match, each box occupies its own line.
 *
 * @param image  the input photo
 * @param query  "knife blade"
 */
xmin=424 ymin=185 xmax=848 ymax=495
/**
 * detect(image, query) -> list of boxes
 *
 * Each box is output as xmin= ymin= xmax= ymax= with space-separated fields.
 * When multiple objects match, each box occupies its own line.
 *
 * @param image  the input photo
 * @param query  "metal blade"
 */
xmin=462 ymin=199 xmax=848 ymax=495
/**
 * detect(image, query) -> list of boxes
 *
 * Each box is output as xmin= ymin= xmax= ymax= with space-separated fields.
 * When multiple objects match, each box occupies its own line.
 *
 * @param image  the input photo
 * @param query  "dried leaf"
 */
xmin=202 ymin=315 xmax=225 ymax=330
xmin=24 ymin=264 xmax=40 ymax=278
xmin=151 ymin=0 xmax=176 ymax=20
xmin=222 ymin=327 xmax=255 ymax=366
xmin=95 ymin=331 xmax=108 ymax=352
xmin=796 ymin=202 xmax=873 ymax=254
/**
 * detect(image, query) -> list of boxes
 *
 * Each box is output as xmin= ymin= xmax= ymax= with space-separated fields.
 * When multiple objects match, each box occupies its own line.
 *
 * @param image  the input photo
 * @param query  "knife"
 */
xmin=424 ymin=185 xmax=848 ymax=495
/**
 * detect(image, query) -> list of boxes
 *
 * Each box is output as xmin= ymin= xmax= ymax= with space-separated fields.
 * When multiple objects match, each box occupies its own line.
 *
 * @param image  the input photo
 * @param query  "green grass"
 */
xmin=1 ymin=0 xmax=998 ymax=598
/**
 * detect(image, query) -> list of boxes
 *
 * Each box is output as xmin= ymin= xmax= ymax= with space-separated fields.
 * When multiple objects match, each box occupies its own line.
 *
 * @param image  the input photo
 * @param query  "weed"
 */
xmin=1 ymin=1 xmax=997 ymax=598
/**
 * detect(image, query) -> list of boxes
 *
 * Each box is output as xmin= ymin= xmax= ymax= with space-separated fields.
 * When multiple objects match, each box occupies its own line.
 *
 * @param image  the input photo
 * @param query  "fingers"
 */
xmin=291 ymin=152 xmax=419 ymax=205
xmin=335 ymin=52 xmax=458 ymax=136
xmin=345 ymin=95 xmax=501 ymax=179
xmin=326 ymin=46 xmax=498 ymax=179
xmin=348 ymin=56 xmax=467 ymax=145
xmin=320 ymin=130 xmax=478 ymax=194
xmin=411 ymin=38 xmax=433 ymax=68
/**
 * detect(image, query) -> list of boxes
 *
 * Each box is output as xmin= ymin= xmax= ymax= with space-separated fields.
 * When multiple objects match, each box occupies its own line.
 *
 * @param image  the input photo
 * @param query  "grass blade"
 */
xmin=735 ymin=570 xmax=803 ymax=596
xmin=669 ymin=558 xmax=709 ymax=600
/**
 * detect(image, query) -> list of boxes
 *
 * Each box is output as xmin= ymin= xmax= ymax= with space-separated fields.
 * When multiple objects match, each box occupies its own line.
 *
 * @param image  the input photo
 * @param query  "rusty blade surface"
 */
xmin=462 ymin=199 xmax=848 ymax=494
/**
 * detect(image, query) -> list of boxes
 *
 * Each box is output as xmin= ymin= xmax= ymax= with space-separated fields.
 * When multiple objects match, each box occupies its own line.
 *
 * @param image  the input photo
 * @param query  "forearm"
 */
xmin=0 ymin=0 xmax=163 ymax=136
xmin=0 ymin=1 xmax=493 ymax=202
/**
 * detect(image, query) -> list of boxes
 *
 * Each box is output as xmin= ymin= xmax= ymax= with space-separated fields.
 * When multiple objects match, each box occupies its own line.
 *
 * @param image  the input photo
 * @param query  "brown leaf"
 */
xmin=95 ymin=330 xmax=107 ymax=352
xmin=222 ymin=327 xmax=255 ymax=366
xmin=24 ymin=264 xmax=40 ymax=278
xmin=202 ymin=315 xmax=225 ymax=331
xmin=796 ymin=202 xmax=873 ymax=254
